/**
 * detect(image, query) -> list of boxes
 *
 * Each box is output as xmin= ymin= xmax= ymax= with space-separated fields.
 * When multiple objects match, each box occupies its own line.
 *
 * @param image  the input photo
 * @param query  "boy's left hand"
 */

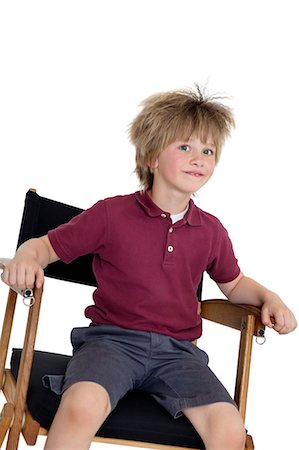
xmin=218 ymin=274 xmax=297 ymax=334
xmin=261 ymin=294 xmax=297 ymax=334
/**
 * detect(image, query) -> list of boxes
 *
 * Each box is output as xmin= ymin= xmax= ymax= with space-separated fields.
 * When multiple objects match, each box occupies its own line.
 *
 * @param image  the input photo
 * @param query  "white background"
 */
xmin=0 ymin=1 xmax=298 ymax=449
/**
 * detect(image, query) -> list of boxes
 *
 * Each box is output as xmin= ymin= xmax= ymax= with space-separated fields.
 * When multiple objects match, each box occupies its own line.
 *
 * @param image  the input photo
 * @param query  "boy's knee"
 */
xmin=61 ymin=382 xmax=111 ymax=428
xmin=215 ymin=413 xmax=246 ymax=450
xmin=224 ymin=421 xmax=246 ymax=449
xmin=184 ymin=403 xmax=246 ymax=450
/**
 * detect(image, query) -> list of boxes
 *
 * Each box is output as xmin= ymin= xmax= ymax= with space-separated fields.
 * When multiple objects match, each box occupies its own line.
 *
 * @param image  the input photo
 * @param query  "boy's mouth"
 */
xmin=184 ymin=171 xmax=204 ymax=178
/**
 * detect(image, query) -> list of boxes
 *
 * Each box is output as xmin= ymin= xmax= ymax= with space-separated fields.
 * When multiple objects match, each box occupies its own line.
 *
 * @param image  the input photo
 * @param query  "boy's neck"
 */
xmin=148 ymin=187 xmax=191 ymax=215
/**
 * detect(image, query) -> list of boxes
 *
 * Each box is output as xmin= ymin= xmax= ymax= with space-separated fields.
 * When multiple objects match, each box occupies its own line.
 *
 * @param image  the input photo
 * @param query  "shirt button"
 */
xmin=169 ymin=227 xmax=173 ymax=233
xmin=167 ymin=245 xmax=174 ymax=252
xmin=161 ymin=213 xmax=167 ymax=218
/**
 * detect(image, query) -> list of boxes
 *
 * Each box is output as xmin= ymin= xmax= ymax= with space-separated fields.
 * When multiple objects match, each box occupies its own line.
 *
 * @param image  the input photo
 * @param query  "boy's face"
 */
xmin=150 ymin=134 xmax=216 ymax=197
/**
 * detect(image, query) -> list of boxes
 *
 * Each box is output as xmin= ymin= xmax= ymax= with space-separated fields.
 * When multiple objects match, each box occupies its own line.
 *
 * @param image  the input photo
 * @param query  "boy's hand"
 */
xmin=1 ymin=236 xmax=58 ymax=292
xmin=0 ymin=257 xmax=44 ymax=291
xmin=219 ymin=274 xmax=297 ymax=335
xmin=261 ymin=293 xmax=297 ymax=334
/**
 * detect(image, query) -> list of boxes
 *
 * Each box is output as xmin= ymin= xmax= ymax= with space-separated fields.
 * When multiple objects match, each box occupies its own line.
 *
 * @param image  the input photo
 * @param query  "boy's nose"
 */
xmin=190 ymin=151 xmax=204 ymax=165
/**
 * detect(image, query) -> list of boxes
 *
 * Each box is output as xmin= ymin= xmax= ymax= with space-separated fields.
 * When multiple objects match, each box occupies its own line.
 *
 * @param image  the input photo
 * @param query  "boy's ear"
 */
xmin=148 ymin=159 xmax=159 ymax=170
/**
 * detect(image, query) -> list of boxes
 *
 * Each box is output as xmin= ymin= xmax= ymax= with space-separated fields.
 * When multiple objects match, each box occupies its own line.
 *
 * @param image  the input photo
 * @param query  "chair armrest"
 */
xmin=201 ymin=299 xmax=265 ymax=337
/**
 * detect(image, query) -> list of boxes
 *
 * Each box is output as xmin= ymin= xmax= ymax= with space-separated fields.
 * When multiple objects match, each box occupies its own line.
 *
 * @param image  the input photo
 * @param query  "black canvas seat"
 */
xmin=11 ymin=348 xmax=204 ymax=448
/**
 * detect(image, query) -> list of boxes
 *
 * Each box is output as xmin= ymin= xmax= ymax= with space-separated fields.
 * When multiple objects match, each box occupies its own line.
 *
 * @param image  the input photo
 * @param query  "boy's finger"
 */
xmin=272 ymin=313 xmax=285 ymax=332
xmin=0 ymin=271 xmax=6 ymax=284
xmin=16 ymin=265 xmax=27 ymax=290
xmin=261 ymin=308 xmax=274 ymax=328
xmin=35 ymin=267 xmax=44 ymax=289
xmin=25 ymin=266 xmax=37 ymax=289
xmin=6 ymin=266 xmax=17 ymax=287
xmin=1 ymin=267 xmax=9 ymax=285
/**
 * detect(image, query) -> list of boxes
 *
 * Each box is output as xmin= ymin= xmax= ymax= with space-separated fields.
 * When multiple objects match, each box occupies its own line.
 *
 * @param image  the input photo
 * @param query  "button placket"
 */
xmin=159 ymin=212 xmax=175 ymax=265
xmin=163 ymin=224 xmax=175 ymax=265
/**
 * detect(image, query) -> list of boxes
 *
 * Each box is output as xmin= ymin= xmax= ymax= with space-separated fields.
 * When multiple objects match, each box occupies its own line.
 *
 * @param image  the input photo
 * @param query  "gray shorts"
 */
xmin=43 ymin=325 xmax=236 ymax=418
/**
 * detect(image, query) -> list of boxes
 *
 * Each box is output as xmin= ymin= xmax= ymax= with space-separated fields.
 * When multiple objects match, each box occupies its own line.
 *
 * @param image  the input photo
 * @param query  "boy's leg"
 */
xmin=44 ymin=381 xmax=111 ymax=450
xmin=43 ymin=325 xmax=150 ymax=450
xmin=142 ymin=335 xmax=246 ymax=450
xmin=183 ymin=402 xmax=246 ymax=450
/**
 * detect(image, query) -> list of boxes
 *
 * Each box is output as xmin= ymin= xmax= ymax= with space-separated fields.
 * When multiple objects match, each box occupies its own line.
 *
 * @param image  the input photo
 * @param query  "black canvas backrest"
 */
xmin=17 ymin=190 xmax=203 ymax=300
xmin=17 ymin=190 xmax=97 ymax=287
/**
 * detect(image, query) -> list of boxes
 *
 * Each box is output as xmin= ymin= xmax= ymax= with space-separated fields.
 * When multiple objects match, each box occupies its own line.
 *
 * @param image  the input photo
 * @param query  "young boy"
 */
xmin=1 ymin=86 xmax=297 ymax=450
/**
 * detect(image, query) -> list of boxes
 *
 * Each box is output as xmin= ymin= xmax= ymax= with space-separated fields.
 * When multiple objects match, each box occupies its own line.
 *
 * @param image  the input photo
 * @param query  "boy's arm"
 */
xmin=217 ymin=273 xmax=297 ymax=335
xmin=1 ymin=236 xmax=59 ymax=291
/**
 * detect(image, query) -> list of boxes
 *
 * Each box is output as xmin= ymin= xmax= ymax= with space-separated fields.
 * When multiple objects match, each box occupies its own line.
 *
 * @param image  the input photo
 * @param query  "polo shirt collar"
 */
xmin=134 ymin=190 xmax=202 ymax=226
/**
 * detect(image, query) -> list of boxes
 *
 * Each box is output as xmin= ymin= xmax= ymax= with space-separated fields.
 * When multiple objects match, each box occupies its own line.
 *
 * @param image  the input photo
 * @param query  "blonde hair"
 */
xmin=129 ymin=84 xmax=235 ymax=190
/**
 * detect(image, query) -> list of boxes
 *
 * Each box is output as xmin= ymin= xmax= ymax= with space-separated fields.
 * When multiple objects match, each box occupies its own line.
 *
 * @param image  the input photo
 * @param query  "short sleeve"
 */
xmin=48 ymin=200 xmax=108 ymax=264
xmin=206 ymin=223 xmax=240 ymax=283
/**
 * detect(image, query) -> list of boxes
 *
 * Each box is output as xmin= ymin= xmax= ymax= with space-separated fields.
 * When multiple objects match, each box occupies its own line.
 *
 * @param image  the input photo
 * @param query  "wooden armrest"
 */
xmin=201 ymin=299 xmax=265 ymax=337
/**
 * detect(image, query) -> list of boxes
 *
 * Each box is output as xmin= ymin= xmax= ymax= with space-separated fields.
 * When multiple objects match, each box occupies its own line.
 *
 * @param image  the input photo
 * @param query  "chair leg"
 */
xmin=0 ymin=403 xmax=14 ymax=447
xmin=3 ymin=369 xmax=40 ymax=445
xmin=234 ymin=314 xmax=255 ymax=421
xmin=0 ymin=289 xmax=18 ymax=446
xmin=22 ymin=409 xmax=40 ymax=445
xmin=5 ymin=286 xmax=43 ymax=450
xmin=0 ymin=290 xmax=18 ymax=386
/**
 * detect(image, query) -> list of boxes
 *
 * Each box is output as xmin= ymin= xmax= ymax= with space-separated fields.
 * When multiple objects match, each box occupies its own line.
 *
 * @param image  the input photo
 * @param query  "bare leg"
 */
xmin=183 ymin=402 xmax=246 ymax=450
xmin=44 ymin=381 xmax=111 ymax=450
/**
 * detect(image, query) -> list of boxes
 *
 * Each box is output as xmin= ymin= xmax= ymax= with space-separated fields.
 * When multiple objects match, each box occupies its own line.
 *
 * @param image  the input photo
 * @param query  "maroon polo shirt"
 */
xmin=48 ymin=191 xmax=240 ymax=340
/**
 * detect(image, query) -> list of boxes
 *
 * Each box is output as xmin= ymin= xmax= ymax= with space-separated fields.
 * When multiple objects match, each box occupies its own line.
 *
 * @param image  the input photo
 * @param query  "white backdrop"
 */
xmin=0 ymin=1 xmax=298 ymax=449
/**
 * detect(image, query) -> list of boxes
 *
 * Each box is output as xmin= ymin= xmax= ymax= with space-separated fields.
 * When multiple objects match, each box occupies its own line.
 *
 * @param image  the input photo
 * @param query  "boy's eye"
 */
xmin=179 ymin=145 xmax=190 ymax=152
xmin=203 ymin=148 xmax=214 ymax=156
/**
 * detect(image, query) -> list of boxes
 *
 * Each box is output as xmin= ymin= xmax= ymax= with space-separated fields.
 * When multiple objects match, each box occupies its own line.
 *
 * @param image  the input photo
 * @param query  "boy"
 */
xmin=1 ymin=86 xmax=297 ymax=450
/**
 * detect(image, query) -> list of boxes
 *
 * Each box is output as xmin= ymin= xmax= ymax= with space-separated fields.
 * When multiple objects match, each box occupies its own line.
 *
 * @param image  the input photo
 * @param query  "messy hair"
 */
xmin=129 ymin=84 xmax=235 ymax=191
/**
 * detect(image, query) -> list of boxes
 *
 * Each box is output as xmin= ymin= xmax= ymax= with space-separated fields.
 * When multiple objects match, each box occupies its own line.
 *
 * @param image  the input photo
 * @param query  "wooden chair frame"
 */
xmin=0 ymin=188 xmax=266 ymax=449
xmin=0 ymin=279 xmax=264 ymax=449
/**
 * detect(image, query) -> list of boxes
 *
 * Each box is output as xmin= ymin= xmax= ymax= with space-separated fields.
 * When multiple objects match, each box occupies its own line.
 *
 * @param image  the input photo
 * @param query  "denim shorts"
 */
xmin=43 ymin=324 xmax=236 ymax=418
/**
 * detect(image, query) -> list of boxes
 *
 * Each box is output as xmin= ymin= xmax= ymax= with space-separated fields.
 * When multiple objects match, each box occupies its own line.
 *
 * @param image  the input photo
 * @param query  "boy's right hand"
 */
xmin=0 ymin=257 xmax=44 ymax=291
xmin=1 ymin=236 xmax=58 ymax=292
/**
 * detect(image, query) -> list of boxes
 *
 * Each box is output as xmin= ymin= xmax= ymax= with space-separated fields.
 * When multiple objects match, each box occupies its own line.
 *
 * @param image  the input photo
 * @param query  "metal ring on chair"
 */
xmin=21 ymin=288 xmax=35 ymax=307
xmin=23 ymin=296 xmax=35 ymax=307
xmin=256 ymin=328 xmax=266 ymax=345
xmin=256 ymin=335 xmax=266 ymax=345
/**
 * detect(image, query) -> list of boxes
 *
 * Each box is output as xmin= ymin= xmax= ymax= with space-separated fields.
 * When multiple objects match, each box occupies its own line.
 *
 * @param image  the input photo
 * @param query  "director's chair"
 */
xmin=0 ymin=189 xmax=265 ymax=449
